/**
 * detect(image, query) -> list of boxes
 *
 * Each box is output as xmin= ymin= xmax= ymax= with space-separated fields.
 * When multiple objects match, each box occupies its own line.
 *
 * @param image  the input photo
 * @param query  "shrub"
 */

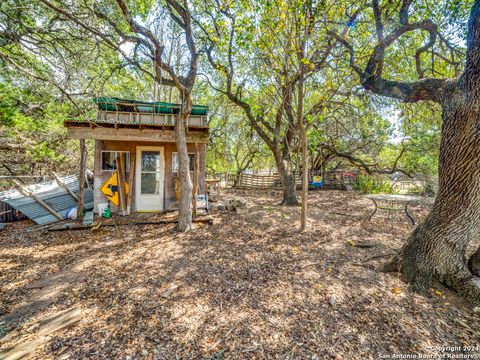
xmin=354 ymin=174 xmax=395 ymax=194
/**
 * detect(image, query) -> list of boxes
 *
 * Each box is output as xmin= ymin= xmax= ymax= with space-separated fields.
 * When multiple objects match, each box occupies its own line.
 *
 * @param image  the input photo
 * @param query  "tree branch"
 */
xmin=318 ymin=143 xmax=412 ymax=178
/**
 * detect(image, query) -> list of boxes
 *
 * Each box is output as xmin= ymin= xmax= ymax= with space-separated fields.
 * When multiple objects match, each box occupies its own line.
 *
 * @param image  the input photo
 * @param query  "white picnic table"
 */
xmin=365 ymin=194 xmax=434 ymax=225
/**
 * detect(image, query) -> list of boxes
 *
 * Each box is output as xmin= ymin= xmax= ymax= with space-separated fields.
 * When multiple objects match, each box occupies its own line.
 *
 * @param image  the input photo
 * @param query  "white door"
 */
xmin=135 ymin=146 xmax=164 ymax=211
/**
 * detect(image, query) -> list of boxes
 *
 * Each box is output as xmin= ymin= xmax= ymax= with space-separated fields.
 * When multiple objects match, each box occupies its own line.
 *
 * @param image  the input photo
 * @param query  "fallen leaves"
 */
xmin=0 ymin=190 xmax=478 ymax=359
xmin=159 ymin=283 xmax=181 ymax=299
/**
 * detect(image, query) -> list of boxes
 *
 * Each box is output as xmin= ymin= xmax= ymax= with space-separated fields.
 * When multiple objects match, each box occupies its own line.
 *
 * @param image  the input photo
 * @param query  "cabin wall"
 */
xmin=93 ymin=140 xmax=206 ymax=214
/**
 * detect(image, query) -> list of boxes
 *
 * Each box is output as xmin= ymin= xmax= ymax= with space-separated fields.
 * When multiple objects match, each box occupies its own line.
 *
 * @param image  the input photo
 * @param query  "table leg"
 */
xmin=405 ymin=202 xmax=416 ymax=225
xmin=368 ymin=199 xmax=378 ymax=221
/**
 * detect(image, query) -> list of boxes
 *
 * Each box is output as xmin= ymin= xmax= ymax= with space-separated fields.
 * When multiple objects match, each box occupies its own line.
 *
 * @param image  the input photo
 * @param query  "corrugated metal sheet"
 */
xmin=0 ymin=175 xmax=93 ymax=225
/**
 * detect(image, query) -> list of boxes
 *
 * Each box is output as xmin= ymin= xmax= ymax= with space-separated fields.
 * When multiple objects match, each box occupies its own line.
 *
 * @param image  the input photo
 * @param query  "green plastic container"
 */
xmin=102 ymin=207 xmax=111 ymax=219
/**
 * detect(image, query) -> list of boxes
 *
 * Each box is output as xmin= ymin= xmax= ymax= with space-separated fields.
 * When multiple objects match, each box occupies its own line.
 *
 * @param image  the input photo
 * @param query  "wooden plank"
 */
xmin=126 ymin=153 xmax=135 ymax=215
xmin=116 ymin=153 xmax=127 ymax=216
xmin=66 ymin=127 xmax=209 ymax=143
xmin=12 ymin=180 xmax=63 ymax=220
xmin=39 ymin=307 xmax=81 ymax=336
xmin=52 ymin=172 xmax=78 ymax=201
xmin=48 ymin=215 xmax=214 ymax=231
xmin=0 ymin=307 xmax=81 ymax=360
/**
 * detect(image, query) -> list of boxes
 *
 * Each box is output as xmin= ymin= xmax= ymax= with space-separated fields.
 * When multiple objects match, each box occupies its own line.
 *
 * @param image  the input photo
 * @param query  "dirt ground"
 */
xmin=1 ymin=189 xmax=479 ymax=359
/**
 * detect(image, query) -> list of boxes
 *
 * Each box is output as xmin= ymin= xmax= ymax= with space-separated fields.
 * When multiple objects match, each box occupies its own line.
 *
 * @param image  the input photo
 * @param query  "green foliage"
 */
xmin=0 ymin=83 xmax=19 ymax=126
xmin=354 ymin=174 xmax=395 ymax=194
xmin=0 ymin=0 xmax=470 ymax=184
xmin=203 ymin=89 xmax=273 ymax=173
xmin=0 ymin=74 xmax=87 ymax=175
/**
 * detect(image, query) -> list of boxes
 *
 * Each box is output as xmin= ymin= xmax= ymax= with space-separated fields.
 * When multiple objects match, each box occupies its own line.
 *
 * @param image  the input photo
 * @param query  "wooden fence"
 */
xmin=211 ymin=172 xmax=282 ymax=189
xmin=209 ymin=170 xmax=356 ymax=190
xmin=209 ymin=171 xmax=428 ymax=194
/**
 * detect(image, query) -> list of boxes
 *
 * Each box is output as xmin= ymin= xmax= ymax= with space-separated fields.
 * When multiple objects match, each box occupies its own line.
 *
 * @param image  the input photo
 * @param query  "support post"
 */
xmin=77 ymin=139 xmax=86 ymax=221
xmin=126 ymin=152 xmax=135 ymax=215
xmin=116 ymin=153 xmax=127 ymax=216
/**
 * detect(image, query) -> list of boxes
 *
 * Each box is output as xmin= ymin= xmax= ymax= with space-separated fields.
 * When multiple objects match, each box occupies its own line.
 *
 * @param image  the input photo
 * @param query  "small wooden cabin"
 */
xmin=64 ymin=97 xmax=208 ymax=214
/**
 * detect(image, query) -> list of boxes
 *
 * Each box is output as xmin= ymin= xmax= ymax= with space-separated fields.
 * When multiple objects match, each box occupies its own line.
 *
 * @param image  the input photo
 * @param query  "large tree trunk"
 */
xmin=175 ymin=93 xmax=193 ymax=232
xmin=387 ymin=87 xmax=480 ymax=303
xmin=273 ymin=149 xmax=299 ymax=206
xmin=298 ymin=73 xmax=308 ymax=231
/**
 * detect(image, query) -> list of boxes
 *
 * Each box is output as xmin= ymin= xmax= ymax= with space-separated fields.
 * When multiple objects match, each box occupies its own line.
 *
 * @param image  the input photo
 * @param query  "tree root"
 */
xmin=363 ymin=250 xmax=398 ymax=263
xmin=454 ymin=276 xmax=480 ymax=304
xmin=468 ymin=247 xmax=480 ymax=277
xmin=383 ymin=253 xmax=401 ymax=273
xmin=383 ymin=248 xmax=480 ymax=305
xmin=280 ymin=198 xmax=299 ymax=206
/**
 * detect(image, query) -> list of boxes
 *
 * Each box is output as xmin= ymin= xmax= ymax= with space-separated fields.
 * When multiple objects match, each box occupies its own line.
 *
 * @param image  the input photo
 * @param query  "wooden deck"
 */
xmin=64 ymin=119 xmax=209 ymax=143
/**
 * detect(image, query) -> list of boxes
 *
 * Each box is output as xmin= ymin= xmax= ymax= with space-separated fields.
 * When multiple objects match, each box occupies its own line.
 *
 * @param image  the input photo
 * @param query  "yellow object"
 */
xmin=173 ymin=177 xmax=180 ymax=201
xmin=313 ymin=175 xmax=322 ymax=183
xmin=432 ymin=288 xmax=445 ymax=298
xmin=100 ymin=171 xmax=129 ymax=206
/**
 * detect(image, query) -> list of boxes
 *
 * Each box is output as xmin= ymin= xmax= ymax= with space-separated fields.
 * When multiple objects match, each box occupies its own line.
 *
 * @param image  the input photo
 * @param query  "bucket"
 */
xmin=97 ymin=203 xmax=108 ymax=216
xmin=66 ymin=207 xmax=77 ymax=220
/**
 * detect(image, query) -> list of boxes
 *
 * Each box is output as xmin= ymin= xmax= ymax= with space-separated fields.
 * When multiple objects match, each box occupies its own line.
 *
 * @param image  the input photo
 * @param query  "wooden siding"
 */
xmin=94 ymin=140 xmax=206 ymax=214
xmin=66 ymin=125 xmax=208 ymax=143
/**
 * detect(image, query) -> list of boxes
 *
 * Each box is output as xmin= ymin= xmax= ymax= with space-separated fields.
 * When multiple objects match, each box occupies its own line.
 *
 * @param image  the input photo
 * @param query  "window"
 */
xmin=140 ymin=150 xmax=161 ymax=194
xmin=172 ymin=152 xmax=195 ymax=172
xmin=101 ymin=151 xmax=130 ymax=171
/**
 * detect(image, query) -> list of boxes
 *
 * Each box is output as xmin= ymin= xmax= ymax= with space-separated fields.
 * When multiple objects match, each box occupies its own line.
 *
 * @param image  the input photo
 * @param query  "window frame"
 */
xmin=100 ymin=150 xmax=131 ymax=172
xmin=172 ymin=152 xmax=196 ymax=173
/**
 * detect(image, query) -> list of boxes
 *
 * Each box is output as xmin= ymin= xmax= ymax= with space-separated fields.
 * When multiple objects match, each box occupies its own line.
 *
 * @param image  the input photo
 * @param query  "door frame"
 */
xmin=135 ymin=145 xmax=165 ymax=212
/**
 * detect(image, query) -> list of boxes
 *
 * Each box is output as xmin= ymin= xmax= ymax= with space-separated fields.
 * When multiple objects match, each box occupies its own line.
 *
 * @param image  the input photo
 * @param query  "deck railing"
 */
xmin=96 ymin=110 xmax=208 ymax=127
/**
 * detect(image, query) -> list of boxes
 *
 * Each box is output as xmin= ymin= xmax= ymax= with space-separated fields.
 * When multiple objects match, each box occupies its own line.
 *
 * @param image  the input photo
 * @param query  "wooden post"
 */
xmin=116 ymin=153 xmax=127 ymax=216
xmin=77 ymin=139 xmax=86 ymax=222
xmin=126 ymin=153 xmax=135 ymax=215
xmin=192 ymin=144 xmax=199 ymax=217
xmin=53 ymin=172 xmax=78 ymax=201
xmin=12 ymin=179 xmax=63 ymax=220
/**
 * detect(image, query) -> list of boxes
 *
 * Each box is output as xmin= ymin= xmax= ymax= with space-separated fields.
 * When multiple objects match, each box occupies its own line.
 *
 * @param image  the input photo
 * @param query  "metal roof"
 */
xmin=0 ymin=175 xmax=93 ymax=225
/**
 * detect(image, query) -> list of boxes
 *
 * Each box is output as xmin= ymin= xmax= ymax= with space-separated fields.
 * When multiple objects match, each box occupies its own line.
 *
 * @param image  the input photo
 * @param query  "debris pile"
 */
xmin=210 ymin=196 xmax=248 ymax=214
xmin=0 ymin=174 xmax=93 ymax=225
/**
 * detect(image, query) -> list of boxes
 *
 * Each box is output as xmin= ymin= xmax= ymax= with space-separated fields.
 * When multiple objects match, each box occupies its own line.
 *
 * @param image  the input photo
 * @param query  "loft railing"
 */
xmin=96 ymin=110 xmax=208 ymax=127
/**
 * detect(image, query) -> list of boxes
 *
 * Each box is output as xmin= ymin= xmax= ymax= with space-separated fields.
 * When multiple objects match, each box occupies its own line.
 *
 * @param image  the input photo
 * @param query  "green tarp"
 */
xmin=94 ymin=97 xmax=208 ymax=116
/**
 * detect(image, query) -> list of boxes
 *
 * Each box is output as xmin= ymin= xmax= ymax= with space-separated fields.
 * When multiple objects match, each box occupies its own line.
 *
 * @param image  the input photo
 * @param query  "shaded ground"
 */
xmin=1 ymin=190 xmax=479 ymax=359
